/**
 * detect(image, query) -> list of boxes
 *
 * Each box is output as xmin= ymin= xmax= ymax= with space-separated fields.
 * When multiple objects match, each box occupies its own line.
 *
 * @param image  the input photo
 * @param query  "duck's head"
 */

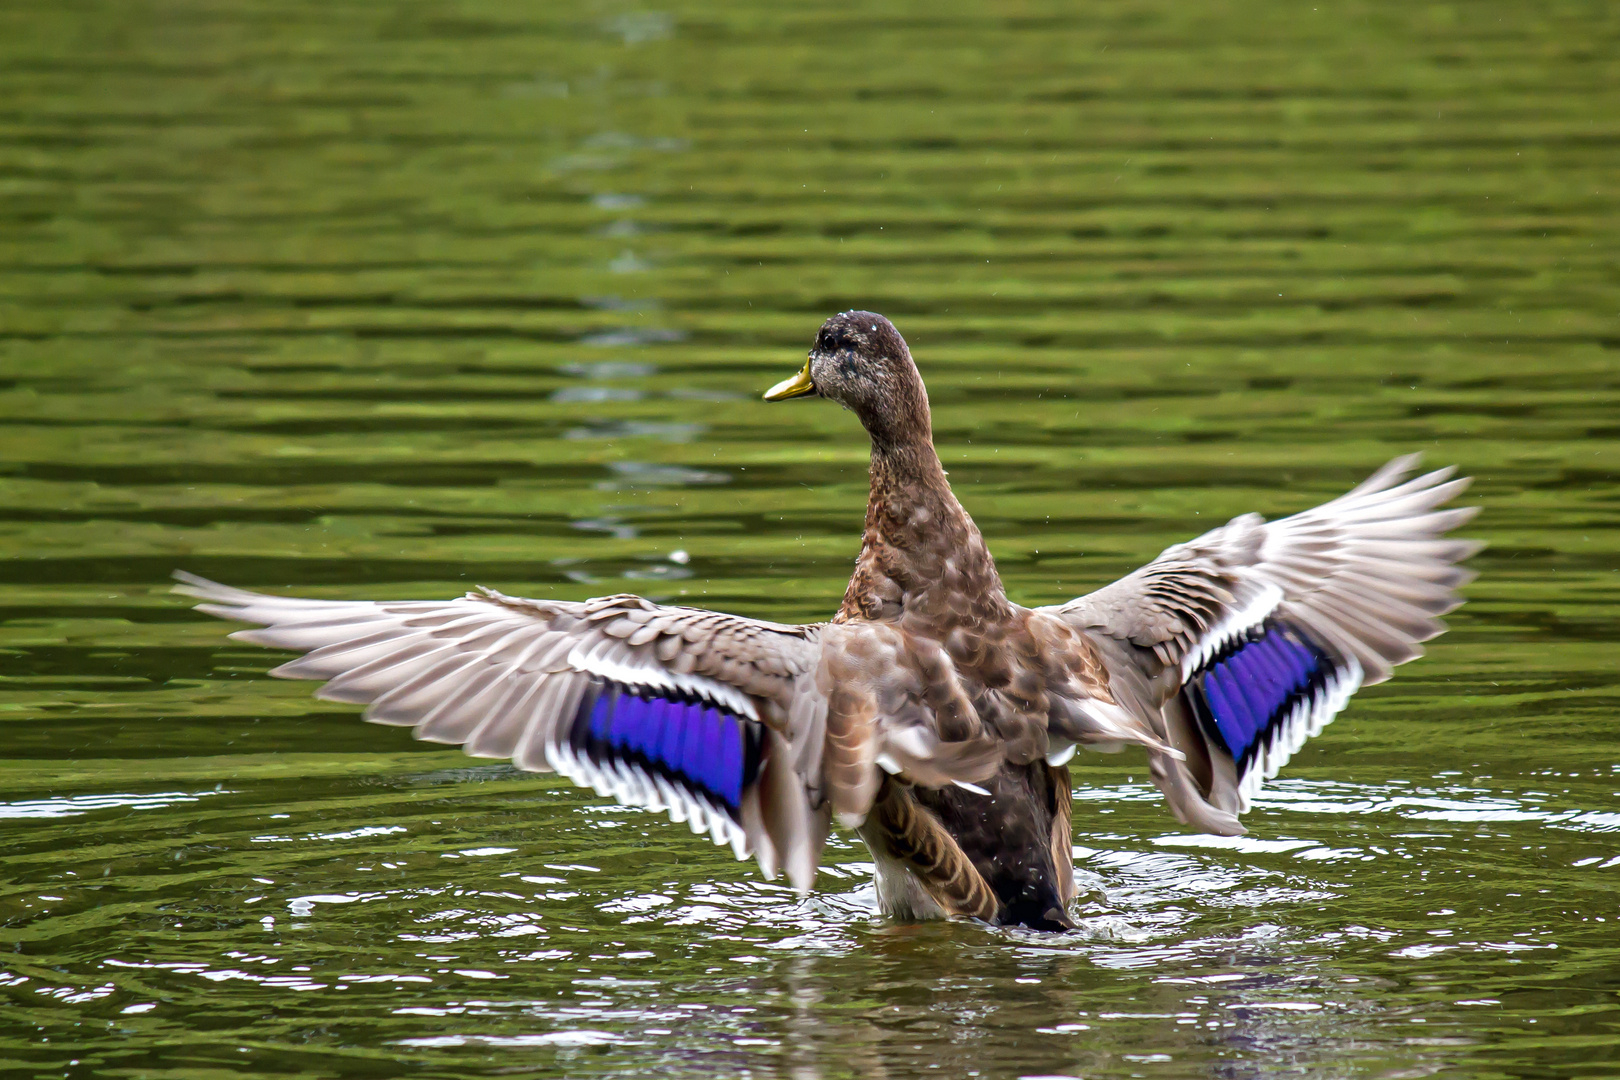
xmin=763 ymin=311 xmax=930 ymax=447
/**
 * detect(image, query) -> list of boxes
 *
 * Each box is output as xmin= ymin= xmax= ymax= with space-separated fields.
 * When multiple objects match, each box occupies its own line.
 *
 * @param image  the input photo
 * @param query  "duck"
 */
xmin=175 ymin=310 xmax=1479 ymax=932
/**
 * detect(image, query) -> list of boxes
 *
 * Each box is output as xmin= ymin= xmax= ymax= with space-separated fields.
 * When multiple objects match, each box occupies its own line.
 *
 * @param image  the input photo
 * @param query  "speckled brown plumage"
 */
xmin=175 ymin=309 xmax=1479 ymax=932
xmin=860 ymin=777 xmax=999 ymax=922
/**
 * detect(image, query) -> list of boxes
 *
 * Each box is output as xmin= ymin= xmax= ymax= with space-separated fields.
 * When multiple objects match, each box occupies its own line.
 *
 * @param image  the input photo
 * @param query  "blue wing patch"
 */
xmin=1183 ymin=620 xmax=1337 ymax=774
xmin=567 ymin=680 xmax=764 ymax=822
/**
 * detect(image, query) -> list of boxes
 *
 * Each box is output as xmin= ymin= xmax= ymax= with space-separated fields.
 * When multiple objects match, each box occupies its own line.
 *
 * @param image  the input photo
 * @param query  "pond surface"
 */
xmin=2 ymin=1 xmax=1618 ymax=1077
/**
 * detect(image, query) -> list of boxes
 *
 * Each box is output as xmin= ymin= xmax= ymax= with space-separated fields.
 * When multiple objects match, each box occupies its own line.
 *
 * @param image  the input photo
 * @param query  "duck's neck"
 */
xmin=835 ymin=434 xmax=1010 ymax=627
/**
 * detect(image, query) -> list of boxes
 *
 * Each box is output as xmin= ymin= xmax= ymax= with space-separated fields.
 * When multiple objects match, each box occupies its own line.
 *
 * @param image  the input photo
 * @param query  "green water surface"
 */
xmin=2 ymin=1 xmax=1618 ymax=1077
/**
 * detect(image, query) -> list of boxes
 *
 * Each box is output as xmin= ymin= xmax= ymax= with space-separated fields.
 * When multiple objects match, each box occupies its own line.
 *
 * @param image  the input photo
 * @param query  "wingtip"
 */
xmin=170 ymin=569 xmax=218 ymax=599
xmin=785 ymin=852 xmax=818 ymax=895
xmin=1346 ymin=453 xmax=1423 ymax=498
xmin=1382 ymin=451 xmax=1424 ymax=480
xmin=172 ymin=570 xmax=258 ymax=607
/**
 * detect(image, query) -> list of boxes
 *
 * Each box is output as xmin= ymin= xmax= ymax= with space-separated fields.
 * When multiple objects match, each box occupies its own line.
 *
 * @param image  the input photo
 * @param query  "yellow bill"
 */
xmin=762 ymin=362 xmax=816 ymax=401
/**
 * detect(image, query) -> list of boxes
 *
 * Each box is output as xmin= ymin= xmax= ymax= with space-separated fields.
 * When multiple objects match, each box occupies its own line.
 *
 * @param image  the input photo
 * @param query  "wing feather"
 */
xmin=1042 ymin=455 xmax=1478 ymax=828
xmin=174 ymin=571 xmax=827 ymax=891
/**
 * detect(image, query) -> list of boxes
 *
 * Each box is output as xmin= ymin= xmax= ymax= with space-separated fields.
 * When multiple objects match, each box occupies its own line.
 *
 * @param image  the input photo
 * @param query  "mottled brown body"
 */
xmin=814 ymin=314 xmax=1098 ymax=928
xmin=903 ymin=765 xmax=1076 ymax=930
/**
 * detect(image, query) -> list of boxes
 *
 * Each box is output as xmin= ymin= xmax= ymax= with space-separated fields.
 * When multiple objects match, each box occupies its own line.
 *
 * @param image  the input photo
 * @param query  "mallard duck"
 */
xmin=175 ymin=311 xmax=1478 ymax=931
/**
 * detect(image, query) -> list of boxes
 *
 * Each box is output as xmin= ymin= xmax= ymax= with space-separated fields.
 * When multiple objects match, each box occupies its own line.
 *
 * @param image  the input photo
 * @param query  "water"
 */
xmin=2 ymin=0 xmax=1618 ymax=1076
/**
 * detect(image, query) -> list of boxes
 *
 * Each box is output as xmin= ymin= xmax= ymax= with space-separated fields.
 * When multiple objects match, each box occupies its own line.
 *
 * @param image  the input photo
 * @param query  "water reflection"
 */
xmin=559 ymin=360 xmax=659 ymax=377
xmin=598 ymin=462 xmax=732 ymax=488
xmin=579 ymin=328 xmax=685 ymax=348
xmin=2 ymin=768 xmax=1609 ymax=1075
xmin=566 ymin=421 xmax=705 ymax=441
xmin=551 ymin=386 xmax=643 ymax=403
xmin=609 ymin=251 xmax=652 ymax=274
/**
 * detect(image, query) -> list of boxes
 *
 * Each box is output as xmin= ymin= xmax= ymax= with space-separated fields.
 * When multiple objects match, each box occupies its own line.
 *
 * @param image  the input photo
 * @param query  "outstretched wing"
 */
xmin=1042 ymin=455 xmax=1479 ymax=831
xmin=174 ymin=572 xmax=828 ymax=890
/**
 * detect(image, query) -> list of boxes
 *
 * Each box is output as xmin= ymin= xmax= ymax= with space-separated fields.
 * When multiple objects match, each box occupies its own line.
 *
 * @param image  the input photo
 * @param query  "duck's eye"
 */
xmin=818 ymin=326 xmax=857 ymax=353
